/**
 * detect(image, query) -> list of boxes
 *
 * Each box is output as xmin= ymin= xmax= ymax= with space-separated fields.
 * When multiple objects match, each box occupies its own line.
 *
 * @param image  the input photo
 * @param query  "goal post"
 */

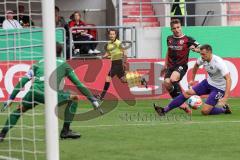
xmin=0 ymin=0 xmax=61 ymax=158
xmin=42 ymin=0 xmax=59 ymax=160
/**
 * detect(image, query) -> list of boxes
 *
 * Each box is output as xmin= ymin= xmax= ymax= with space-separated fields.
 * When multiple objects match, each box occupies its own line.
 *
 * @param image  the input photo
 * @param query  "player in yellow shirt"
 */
xmin=97 ymin=29 xmax=147 ymax=101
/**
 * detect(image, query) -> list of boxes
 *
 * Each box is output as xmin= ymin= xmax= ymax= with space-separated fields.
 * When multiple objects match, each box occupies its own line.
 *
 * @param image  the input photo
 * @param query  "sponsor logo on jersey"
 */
xmin=169 ymin=45 xmax=183 ymax=50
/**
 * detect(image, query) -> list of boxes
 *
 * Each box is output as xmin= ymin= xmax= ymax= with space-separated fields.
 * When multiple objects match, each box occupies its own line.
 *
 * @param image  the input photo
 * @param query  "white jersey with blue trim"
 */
xmin=197 ymin=54 xmax=229 ymax=91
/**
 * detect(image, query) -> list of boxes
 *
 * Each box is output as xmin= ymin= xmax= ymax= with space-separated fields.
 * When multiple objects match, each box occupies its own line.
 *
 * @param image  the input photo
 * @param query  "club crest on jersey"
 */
xmin=168 ymin=39 xmax=172 ymax=44
xmin=179 ymin=40 xmax=184 ymax=45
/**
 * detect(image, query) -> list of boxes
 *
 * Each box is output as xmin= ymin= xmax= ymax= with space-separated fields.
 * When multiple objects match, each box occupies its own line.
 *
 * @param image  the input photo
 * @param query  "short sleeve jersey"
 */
xmin=197 ymin=55 xmax=229 ymax=91
xmin=167 ymin=35 xmax=199 ymax=68
xmin=107 ymin=39 xmax=124 ymax=61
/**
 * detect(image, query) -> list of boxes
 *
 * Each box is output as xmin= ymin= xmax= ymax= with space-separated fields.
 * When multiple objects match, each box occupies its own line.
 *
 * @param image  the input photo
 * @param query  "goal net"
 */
xmin=0 ymin=0 xmax=59 ymax=159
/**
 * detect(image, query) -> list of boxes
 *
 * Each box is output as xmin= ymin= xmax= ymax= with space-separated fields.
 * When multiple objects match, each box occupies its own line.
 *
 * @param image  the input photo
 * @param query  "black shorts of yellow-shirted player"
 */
xmin=0 ymin=43 xmax=102 ymax=142
xmin=96 ymin=29 xmax=148 ymax=101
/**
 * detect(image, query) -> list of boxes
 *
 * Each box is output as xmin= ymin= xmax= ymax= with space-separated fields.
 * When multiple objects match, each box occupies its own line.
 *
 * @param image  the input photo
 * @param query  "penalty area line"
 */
xmin=72 ymin=120 xmax=240 ymax=128
xmin=0 ymin=155 xmax=20 ymax=160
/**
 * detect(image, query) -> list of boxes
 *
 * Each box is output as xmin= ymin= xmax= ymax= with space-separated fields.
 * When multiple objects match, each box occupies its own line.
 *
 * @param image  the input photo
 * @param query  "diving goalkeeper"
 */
xmin=0 ymin=43 xmax=101 ymax=142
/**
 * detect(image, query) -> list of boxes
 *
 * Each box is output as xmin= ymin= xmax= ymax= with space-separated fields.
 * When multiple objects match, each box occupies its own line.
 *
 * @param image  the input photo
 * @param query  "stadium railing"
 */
xmin=119 ymin=0 xmax=240 ymax=27
xmin=69 ymin=26 xmax=137 ymax=59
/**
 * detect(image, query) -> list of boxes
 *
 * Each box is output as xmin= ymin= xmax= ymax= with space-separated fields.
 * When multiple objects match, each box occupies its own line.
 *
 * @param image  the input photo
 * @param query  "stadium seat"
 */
xmin=122 ymin=0 xmax=160 ymax=27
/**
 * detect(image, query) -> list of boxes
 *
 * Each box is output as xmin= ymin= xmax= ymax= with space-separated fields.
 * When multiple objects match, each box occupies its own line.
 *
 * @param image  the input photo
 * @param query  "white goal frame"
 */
xmin=42 ymin=0 xmax=59 ymax=160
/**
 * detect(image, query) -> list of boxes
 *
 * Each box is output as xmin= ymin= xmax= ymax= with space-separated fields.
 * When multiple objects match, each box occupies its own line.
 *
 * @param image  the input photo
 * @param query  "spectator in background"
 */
xmin=14 ymin=5 xmax=34 ymax=27
xmin=55 ymin=6 xmax=66 ymax=28
xmin=68 ymin=11 xmax=100 ymax=55
xmin=0 ymin=15 xmax=5 ymax=27
xmin=171 ymin=0 xmax=186 ymax=26
xmin=55 ymin=6 xmax=71 ymax=59
xmin=2 ymin=10 xmax=22 ymax=29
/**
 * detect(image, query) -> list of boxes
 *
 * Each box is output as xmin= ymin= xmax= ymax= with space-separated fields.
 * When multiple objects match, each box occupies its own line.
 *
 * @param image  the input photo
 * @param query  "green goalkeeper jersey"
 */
xmin=10 ymin=58 xmax=94 ymax=100
xmin=31 ymin=58 xmax=73 ymax=90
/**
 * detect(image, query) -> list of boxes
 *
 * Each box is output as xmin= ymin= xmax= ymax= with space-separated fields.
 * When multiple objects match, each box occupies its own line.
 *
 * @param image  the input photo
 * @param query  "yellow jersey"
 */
xmin=107 ymin=39 xmax=124 ymax=61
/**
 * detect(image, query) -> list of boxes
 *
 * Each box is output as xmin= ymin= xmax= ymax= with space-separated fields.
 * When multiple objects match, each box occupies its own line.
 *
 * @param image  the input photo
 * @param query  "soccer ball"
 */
xmin=187 ymin=95 xmax=202 ymax=110
xmin=125 ymin=71 xmax=141 ymax=87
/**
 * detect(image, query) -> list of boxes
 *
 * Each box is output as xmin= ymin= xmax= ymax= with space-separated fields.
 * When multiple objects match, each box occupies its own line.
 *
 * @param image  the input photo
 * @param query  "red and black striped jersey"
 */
xmin=167 ymin=35 xmax=199 ymax=68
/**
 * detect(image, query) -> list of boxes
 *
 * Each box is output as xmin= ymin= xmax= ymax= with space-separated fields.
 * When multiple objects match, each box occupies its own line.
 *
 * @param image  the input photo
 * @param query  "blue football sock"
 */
xmin=209 ymin=107 xmax=225 ymax=115
xmin=164 ymin=94 xmax=187 ymax=113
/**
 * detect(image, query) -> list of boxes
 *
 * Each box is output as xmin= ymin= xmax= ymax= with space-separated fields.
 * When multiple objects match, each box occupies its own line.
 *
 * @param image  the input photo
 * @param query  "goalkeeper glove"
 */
xmin=92 ymin=100 xmax=104 ymax=115
xmin=89 ymin=96 xmax=104 ymax=115
xmin=1 ymin=98 xmax=13 ymax=112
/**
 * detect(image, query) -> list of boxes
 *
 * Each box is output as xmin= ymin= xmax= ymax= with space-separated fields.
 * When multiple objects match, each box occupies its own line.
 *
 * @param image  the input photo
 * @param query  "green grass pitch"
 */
xmin=0 ymin=98 xmax=240 ymax=160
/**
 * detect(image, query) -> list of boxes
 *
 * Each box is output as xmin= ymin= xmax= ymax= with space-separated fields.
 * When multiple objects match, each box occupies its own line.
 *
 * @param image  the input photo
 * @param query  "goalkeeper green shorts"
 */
xmin=22 ymin=86 xmax=71 ymax=109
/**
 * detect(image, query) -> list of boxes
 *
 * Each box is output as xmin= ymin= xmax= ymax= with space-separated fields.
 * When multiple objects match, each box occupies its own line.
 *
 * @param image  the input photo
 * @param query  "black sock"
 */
xmin=63 ymin=123 xmax=70 ymax=132
xmin=169 ymin=82 xmax=182 ymax=98
xmin=101 ymin=82 xmax=110 ymax=99
xmin=62 ymin=101 xmax=78 ymax=132
xmin=1 ymin=129 xmax=7 ymax=135
xmin=1 ymin=109 xmax=22 ymax=136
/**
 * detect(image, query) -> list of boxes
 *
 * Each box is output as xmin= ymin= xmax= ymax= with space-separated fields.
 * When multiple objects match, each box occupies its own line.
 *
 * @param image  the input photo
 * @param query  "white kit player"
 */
xmin=154 ymin=44 xmax=232 ymax=116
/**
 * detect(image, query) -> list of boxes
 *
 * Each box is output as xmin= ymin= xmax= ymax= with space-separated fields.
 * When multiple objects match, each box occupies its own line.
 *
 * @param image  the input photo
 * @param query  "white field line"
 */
xmin=0 ymin=156 xmax=20 ymax=160
xmin=71 ymin=120 xmax=240 ymax=128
